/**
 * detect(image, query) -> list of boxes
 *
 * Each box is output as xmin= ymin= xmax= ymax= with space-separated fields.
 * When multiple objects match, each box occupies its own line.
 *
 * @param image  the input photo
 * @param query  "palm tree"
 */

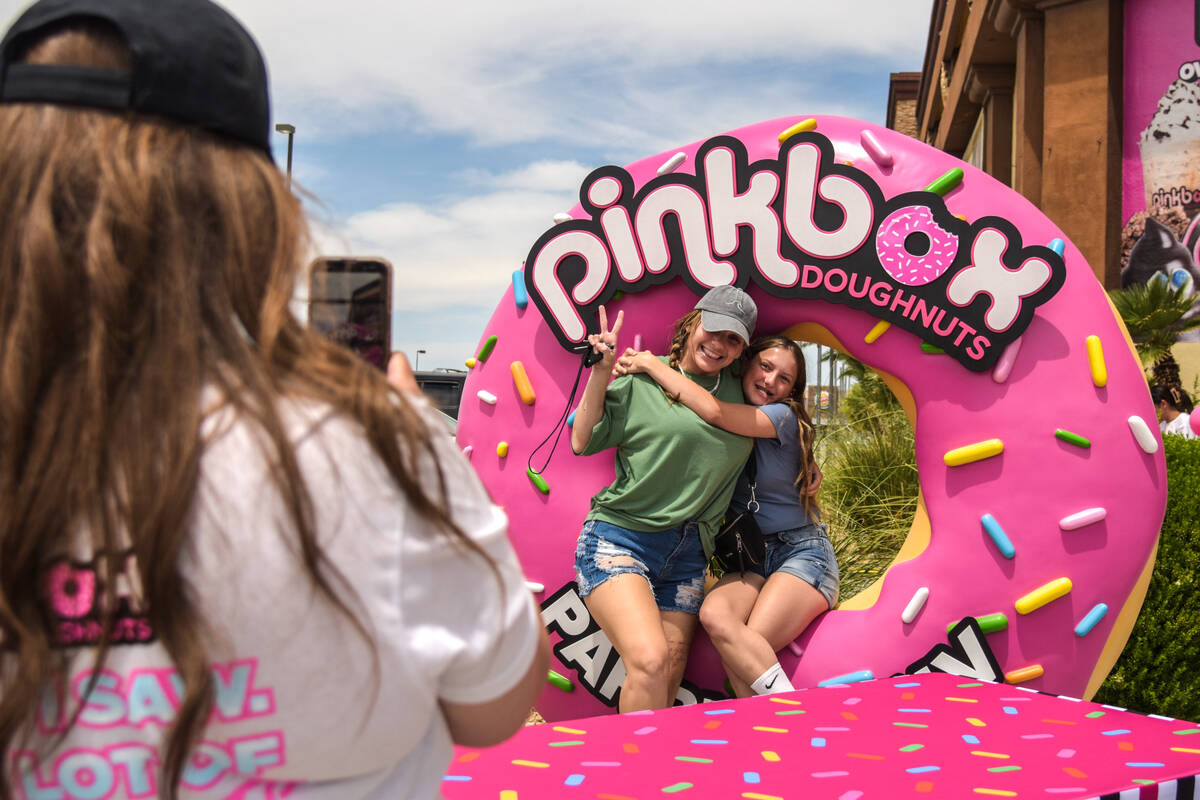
xmin=820 ymin=350 xmax=899 ymax=423
xmin=1108 ymin=279 xmax=1200 ymax=388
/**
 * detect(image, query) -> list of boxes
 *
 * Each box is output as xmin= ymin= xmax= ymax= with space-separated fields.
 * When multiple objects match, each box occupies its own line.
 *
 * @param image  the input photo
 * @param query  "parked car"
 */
xmin=431 ymin=408 xmax=457 ymax=438
xmin=414 ymin=370 xmax=466 ymax=419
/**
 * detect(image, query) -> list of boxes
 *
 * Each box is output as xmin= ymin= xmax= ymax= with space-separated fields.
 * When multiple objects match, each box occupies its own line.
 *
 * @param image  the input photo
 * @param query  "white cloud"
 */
xmin=308 ymin=191 xmax=569 ymax=371
xmin=456 ymin=160 xmax=592 ymax=192
xmin=214 ymin=0 xmax=928 ymax=149
xmin=0 ymin=0 xmax=931 ymax=374
xmin=304 ymin=160 xmax=595 ymax=370
xmin=0 ymin=0 xmax=926 ymax=151
xmin=309 ymin=185 xmax=579 ymax=312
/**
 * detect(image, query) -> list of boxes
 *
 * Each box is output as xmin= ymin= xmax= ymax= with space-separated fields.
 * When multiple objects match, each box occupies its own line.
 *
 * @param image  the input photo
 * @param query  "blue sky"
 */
xmin=1 ymin=0 xmax=933 ymax=372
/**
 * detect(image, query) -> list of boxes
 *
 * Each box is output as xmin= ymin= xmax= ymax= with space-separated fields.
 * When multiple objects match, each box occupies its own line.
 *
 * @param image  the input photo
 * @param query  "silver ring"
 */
xmin=602 ymin=342 xmax=615 ymax=351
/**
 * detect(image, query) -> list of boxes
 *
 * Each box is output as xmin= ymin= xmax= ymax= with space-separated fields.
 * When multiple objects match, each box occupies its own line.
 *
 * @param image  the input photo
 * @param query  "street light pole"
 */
xmin=275 ymin=123 xmax=295 ymax=187
xmin=416 ymin=349 xmax=427 ymax=371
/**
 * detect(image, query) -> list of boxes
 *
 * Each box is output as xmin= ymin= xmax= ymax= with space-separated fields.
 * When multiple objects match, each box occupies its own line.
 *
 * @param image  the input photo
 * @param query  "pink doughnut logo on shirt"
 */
xmin=456 ymin=116 xmax=1167 ymax=722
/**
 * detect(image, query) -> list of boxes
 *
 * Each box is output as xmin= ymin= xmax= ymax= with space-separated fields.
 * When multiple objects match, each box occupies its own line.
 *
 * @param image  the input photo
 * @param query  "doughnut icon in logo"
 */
xmin=875 ymin=204 xmax=960 ymax=286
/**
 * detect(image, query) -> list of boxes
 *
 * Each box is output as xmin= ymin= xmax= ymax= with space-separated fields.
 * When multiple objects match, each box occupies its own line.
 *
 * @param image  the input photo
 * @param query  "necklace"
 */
xmin=678 ymin=365 xmax=721 ymax=395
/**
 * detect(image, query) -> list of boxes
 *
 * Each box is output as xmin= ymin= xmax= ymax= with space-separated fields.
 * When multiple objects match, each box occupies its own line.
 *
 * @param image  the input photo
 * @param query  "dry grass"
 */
xmin=815 ymin=407 xmax=918 ymax=599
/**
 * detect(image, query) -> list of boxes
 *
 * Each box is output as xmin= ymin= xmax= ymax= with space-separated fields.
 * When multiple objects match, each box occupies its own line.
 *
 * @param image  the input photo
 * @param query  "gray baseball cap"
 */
xmin=694 ymin=285 xmax=757 ymax=345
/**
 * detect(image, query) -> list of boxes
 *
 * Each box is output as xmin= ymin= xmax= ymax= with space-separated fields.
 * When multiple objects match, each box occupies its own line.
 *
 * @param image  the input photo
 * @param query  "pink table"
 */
xmin=445 ymin=674 xmax=1200 ymax=799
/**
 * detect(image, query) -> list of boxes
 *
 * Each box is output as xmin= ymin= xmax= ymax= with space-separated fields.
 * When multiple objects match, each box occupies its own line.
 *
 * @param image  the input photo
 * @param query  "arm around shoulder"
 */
xmin=689 ymin=393 xmax=775 ymax=438
xmin=615 ymin=354 xmax=775 ymax=438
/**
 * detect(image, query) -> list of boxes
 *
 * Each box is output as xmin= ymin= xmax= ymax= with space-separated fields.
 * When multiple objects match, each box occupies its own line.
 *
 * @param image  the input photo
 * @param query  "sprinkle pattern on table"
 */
xmin=445 ymin=674 xmax=1200 ymax=799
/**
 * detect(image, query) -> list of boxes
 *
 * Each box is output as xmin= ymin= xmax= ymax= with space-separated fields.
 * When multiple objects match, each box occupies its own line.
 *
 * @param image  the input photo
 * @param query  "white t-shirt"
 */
xmin=21 ymin=396 xmax=540 ymax=799
xmin=1161 ymin=412 xmax=1197 ymax=439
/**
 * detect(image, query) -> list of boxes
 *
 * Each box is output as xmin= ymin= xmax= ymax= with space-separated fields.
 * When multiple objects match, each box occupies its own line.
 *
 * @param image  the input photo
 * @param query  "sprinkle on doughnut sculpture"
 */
xmin=455 ymin=116 xmax=1168 ymax=722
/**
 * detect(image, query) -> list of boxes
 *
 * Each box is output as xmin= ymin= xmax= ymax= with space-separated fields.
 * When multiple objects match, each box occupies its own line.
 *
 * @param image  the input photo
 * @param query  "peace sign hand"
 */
xmin=585 ymin=305 xmax=624 ymax=370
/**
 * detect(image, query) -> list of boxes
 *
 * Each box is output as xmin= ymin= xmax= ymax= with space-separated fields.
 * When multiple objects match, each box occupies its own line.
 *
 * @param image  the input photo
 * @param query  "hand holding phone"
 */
xmin=387 ymin=352 xmax=420 ymax=394
xmin=308 ymin=257 xmax=392 ymax=370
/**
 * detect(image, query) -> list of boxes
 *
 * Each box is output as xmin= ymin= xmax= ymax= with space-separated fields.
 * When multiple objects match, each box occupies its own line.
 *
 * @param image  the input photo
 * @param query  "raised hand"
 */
xmin=386 ymin=351 xmax=420 ymax=393
xmin=585 ymin=305 xmax=624 ymax=370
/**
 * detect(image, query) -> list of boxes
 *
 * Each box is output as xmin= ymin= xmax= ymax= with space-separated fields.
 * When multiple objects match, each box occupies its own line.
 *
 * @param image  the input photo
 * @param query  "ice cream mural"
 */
xmin=1121 ymin=0 xmax=1200 ymax=330
xmin=1139 ymin=77 xmax=1200 ymax=215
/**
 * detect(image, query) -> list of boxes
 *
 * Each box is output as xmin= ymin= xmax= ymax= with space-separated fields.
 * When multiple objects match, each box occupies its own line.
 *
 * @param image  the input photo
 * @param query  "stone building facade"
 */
xmin=890 ymin=0 xmax=1123 ymax=288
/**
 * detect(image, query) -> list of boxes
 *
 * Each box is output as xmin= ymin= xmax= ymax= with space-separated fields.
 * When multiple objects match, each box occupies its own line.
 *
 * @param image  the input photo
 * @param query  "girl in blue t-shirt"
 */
xmin=615 ymin=335 xmax=837 ymax=698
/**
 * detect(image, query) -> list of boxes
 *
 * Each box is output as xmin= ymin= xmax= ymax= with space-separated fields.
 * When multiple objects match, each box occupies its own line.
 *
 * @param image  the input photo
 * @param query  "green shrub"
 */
xmin=838 ymin=370 xmax=902 ymax=424
xmin=817 ymin=405 xmax=917 ymax=600
xmin=1093 ymin=434 xmax=1200 ymax=717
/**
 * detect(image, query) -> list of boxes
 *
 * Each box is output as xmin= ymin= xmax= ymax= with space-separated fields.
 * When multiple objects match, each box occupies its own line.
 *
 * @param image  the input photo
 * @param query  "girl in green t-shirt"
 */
xmin=570 ymin=287 xmax=757 ymax=712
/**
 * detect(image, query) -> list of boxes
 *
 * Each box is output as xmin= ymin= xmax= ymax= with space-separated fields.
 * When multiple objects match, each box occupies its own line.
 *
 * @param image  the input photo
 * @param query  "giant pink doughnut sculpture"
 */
xmin=456 ymin=116 xmax=1167 ymax=722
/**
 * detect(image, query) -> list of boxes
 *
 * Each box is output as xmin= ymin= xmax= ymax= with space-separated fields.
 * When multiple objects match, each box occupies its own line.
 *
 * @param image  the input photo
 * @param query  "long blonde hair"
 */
xmin=666 ymin=310 xmax=702 ymax=369
xmin=0 ymin=23 xmax=483 ymax=798
xmin=745 ymin=336 xmax=819 ymax=514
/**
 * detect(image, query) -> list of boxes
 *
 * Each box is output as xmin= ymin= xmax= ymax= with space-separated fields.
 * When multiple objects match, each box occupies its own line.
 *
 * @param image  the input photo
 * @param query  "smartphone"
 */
xmin=307 ymin=256 xmax=392 ymax=370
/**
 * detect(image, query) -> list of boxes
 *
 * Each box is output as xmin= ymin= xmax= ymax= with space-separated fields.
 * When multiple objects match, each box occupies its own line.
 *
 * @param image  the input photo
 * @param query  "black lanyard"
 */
xmin=527 ymin=354 xmax=590 ymax=477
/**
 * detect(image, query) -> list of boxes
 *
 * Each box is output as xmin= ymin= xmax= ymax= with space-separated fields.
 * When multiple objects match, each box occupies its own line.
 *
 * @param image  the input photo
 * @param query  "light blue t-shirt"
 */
xmin=728 ymin=402 xmax=814 ymax=533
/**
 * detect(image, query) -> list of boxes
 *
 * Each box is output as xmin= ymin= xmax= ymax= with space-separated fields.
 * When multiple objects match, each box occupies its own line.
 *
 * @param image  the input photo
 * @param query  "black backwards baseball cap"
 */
xmin=0 ymin=0 xmax=272 ymax=155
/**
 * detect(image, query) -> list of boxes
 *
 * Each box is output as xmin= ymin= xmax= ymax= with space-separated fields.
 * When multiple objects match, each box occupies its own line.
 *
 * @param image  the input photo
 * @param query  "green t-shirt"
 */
xmin=580 ymin=358 xmax=753 ymax=559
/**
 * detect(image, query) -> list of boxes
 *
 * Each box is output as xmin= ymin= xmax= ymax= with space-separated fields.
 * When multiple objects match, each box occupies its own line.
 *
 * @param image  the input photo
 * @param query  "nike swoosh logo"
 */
xmin=764 ymin=676 xmax=778 ymax=690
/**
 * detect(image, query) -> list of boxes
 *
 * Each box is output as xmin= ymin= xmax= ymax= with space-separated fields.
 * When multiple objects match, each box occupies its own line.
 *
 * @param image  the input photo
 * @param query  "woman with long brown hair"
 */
xmin=616 ymin=335 xmax=837 ymax=698
xmin=0 ymin=0 xmax=547 ymax=797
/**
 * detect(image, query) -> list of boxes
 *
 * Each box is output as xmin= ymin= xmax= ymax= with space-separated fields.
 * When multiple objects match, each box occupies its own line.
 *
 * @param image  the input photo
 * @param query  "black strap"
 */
xmin=742 ymin=447 xmax=759 ymax=515
xmin=527 ymin=352 xmax=590 ymax=476
xmin=1 ymin=64 xmax=132 ymax=109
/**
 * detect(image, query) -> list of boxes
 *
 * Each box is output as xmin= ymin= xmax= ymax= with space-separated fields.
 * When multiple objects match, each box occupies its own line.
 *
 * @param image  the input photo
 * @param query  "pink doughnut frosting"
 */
xmin=456 ymin=115 xmax=1167 ymax=722
xmin=876 ymin=204 xmax=959 ymax=286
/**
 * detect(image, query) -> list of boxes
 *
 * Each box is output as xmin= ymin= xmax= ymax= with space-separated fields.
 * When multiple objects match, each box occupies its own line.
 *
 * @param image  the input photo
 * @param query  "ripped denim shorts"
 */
xmin=574 ymin=519 xmax=707 ymax=615
xmin=747 ymin=523 xmax=840 ymax=609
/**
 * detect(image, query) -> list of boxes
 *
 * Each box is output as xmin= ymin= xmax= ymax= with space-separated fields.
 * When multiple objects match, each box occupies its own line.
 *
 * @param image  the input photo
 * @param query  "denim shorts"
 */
xmin=748 ymin=523 xmax=840 ymax=609
xmin=574 ymin=519 xmax=708 ymax=615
